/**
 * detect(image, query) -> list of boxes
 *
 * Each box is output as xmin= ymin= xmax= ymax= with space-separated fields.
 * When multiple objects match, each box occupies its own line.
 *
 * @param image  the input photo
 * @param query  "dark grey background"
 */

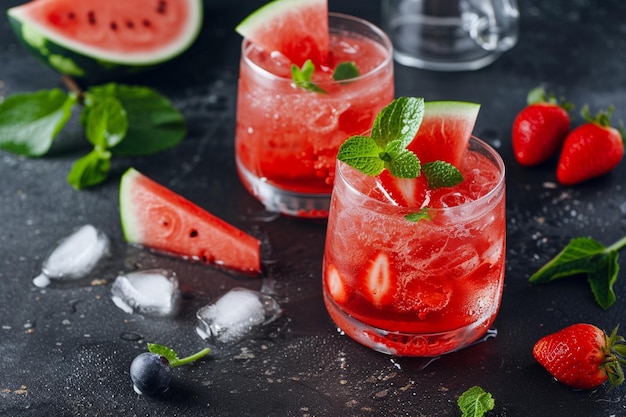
xmin=2 ymin=0 xmax=626 ymax=416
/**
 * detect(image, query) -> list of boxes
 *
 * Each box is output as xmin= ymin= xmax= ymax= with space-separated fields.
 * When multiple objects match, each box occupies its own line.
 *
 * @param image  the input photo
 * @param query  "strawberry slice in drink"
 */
xmin=375 ymin=170 xmax=429 ymax=208
xmin=325 ymin=263 xmax=348 ymax=304
xmin=358 ymin=253 xmax=396 ymax=306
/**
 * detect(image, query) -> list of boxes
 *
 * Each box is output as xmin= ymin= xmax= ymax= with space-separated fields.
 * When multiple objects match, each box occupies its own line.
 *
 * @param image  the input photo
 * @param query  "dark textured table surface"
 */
xmin=2 ymin=0 xmax=626 ymax=416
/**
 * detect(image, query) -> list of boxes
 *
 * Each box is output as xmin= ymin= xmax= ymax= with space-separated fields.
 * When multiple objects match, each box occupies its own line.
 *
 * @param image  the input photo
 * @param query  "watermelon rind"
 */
xmin=235 ymin=0 xmax=328 ymax=66
xmin=7 ymin=0 xmax=203 ymax=82
xmin=119 ymin=168 xmax=261 ymax=273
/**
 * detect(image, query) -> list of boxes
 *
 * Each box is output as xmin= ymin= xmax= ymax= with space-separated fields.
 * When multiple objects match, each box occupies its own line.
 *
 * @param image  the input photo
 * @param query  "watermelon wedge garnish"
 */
xmin=407 ymin=101 xmax=481 ymax=166
xmin=235 ymin=0 xmax=329 ymax=67
xmin=119 ymin=168 xmax=261 ymax=274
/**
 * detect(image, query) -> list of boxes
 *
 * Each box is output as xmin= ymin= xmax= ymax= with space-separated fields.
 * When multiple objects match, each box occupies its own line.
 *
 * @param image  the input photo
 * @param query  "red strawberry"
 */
xmin=556 ymin=105 xmax=624 ymax=185
xmin=376 ymin=169 xmax=429 ymax=208
xmin=512 ymin=87 xmax=572 ymax=166
xmin=533 ymin=323 xmax=626 ymax=390
xmin=359 ymin=252 xmax=396 ymax=306
xmin=325 ymin=263 xmax=348 ymax=304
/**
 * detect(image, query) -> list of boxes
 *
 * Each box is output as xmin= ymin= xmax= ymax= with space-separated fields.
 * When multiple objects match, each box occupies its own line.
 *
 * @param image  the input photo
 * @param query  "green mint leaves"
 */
xmin=147 ymin=343 xmax=210 ymax=368
xmin=458 ymin=386 xmax=495 ymax=417
xmin=292 ymin=60 xmax=327 ymax=93
xmin=337 ymin=97 xmax=463 ymax=186
xmin=332 ymin=61 xmax=359 ymax=82
xmin=0 ymin=82 xmax=186 ymax=190
xmin=0 ymin=88 xmax=77 ymax=156
xmin=292 ymin=60 xmax=360 ymax=93
xmin=529 ymin=235 xmax=626 ymax=309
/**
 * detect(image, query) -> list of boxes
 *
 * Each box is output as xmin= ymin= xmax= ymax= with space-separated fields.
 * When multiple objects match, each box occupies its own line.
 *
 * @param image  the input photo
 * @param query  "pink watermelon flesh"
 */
xmin=10 ymin=0 xmax=201 ymax=63
xmin=236 ymin=0 xmax=329 ymax=67
xmin=120 ymin=168 xmax=261 ymax=274
xmin=407 ymin=101 xmax=481 ymax=166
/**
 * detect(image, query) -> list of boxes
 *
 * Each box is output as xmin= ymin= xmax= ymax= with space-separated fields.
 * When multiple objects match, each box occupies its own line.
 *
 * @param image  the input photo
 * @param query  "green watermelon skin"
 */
xmin=7 ymin=0 xmax=203 ymax=82
xmin=119 ymin=168 xmax=261 ymax=274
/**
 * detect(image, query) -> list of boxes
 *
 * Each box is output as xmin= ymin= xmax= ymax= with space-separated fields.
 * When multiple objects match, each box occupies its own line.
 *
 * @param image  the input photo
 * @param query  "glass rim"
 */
xmin=336 ymin=136 xmax=506 ymax=215
xmin=240 ymin=12 xmax=393 ymax=85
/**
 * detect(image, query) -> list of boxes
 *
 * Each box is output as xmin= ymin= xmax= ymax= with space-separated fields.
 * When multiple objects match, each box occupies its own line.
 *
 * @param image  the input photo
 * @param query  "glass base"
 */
xmin=393 ymin=49 xmax=501 ymax=72
xmin=236 ymin=157 xmax=331 ymax=219
xmin=324 ymin=292 xmax=497 ymax=357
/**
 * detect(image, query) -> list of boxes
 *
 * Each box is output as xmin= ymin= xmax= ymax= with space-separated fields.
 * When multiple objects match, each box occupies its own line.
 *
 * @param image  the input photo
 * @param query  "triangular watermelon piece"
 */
xmin=407 ymin=101 xmax=481 ymax=166
xmin=235 ymin=0 xmax=329 ymax=67
xmin=119 ymin=168 xmax=261 ymax=273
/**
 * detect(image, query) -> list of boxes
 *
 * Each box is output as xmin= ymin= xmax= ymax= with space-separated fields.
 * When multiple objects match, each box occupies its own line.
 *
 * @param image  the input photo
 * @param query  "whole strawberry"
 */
xmin=556 ymin=105 xmax=624 ymax=185
xmin=533 ymin=323 xmax=626 ymax=390
xmin=512 ymin=87 xmax=572 ymax=166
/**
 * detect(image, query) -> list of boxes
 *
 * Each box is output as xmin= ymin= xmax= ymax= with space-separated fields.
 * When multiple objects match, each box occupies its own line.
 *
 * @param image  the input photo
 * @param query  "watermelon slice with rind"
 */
xmin=407 ymin=101 xmax=481 ymax=166
xmin=7 ymin=0 xmax=203 ymax=81
xmin=119 ymin=168 xmax=261 ymax=274
xmin=235 ymin=0 xmax=329 ymax=67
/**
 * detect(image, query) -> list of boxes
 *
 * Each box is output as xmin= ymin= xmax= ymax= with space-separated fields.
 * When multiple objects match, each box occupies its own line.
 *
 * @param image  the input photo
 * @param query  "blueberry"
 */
xmin=130 ymin=352 xmax=172 ymax=395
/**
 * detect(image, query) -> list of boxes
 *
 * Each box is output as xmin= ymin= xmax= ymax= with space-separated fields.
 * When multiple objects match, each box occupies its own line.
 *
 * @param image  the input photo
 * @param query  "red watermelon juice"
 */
xmin=235 ymin=13 xmax=393 ymax=218
xmin=323 ymin=137 xmax=506 ymax=356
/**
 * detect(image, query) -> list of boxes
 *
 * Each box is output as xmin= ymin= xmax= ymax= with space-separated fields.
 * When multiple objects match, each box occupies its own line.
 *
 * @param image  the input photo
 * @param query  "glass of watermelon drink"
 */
xmin=235 ymin=13 xmax=394 ymax=218
xmin=322 ymin=136 xmax=506 ymax=357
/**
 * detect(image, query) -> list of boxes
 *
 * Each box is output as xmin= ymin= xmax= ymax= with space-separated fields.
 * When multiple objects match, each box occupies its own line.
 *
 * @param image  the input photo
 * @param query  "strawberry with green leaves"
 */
xmin=512 ymin=86 xmax=572 ymax=166
xmin=533 ymin=324 xmax=626 ymax=390
xmin=556 ymin=105 xmax=624 ymax=185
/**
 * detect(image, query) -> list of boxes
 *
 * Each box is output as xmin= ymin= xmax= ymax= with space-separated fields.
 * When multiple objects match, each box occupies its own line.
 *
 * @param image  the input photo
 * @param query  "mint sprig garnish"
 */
xmin=291 ymin=59 xmax=327 ymax=93
xmin=337 ymin=97 xmax=463 ymax=185
xmin=0 ymin=78 xmax=186 ymax=189
xmin=147 ymin=343 xmax=210 ymax=368
xmin=529 ymin=235 xmax=626 ymax=309
xmin=458 ymin=386 xmax=495 ymax=417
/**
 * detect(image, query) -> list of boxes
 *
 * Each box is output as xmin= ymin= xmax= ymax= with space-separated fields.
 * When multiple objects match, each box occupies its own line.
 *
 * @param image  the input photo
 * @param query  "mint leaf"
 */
xmin=0 ymin=89 xmax=77 ymax=156
xmin=405 ymin=209 xmax=431 ymax=222
xmin=147 ymin=343 xmax=210 ymax=368
xmin=422 ymin=161 xmax=463 ymax=188
xmin=86 ymin=83 xmax=186 ymax=156
xmin=333 ymin=61 xmax=359 ymax=82
xmin=291 ymin=59 xmax=327 ymax=94
xmin=336 ymin=135 xmax=385 ymax=175
xmin=529 ymin=236 xmax=622 ymax=309
xmin=67 ymin=148 xmax=112 ymax=190
xmin=371 ymin=97 xmax=424 ymax=149
xmin=587 ymin=251 xmax=619 ymax=309
xmin=84 ymin=95 xmax=127 ymax=148
xmin=382 ymin=140 xmax=421 ymax=178
xmin=458 ymin=386 xmax=495 ymax=417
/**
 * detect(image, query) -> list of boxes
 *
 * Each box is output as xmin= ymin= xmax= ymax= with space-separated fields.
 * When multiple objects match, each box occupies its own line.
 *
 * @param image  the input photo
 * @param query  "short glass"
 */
xmin=235 ymin=13 xmax=394 ymax=218
xmin=322 ymin=137 xmax=506 ymax=356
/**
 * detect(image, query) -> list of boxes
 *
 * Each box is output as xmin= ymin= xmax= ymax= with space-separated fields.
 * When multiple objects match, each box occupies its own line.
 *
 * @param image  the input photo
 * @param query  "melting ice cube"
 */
xmin=196 ymin=287 xmax=282 ymax=345
xmin=33 ymin=224 xmax=110 ymax=288
xmin=111 ymin=269 xmax=179 ymax=316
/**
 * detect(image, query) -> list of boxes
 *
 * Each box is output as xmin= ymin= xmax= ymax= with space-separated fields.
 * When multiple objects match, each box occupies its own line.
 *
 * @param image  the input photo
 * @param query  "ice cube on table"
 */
xmin=196 ymin=287 xmax=282 ymax=345
xmin=33 ymin=224 xmax=111 ymax=288
xmin=111 ymin=269 xmax=179 ymax=316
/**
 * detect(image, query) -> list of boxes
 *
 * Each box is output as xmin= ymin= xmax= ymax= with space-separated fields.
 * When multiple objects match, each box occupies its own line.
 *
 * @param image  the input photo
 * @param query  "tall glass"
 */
xmin=235 ymin=13 xmax=394 ymax=218
xmin=322 ymin=137 xmax=506 ymax=356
